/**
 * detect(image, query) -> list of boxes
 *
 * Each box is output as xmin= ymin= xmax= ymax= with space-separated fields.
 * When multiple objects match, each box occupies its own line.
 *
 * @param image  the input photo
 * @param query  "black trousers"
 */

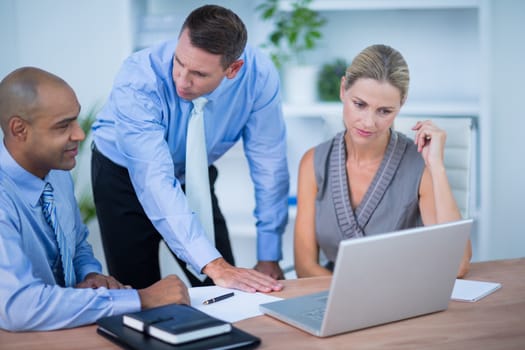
xmin=91 ymin=144 xmax=235 ymax=289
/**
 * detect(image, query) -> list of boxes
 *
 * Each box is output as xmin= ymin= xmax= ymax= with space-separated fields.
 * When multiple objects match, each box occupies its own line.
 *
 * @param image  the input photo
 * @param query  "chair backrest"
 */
xmin=393 ymin=116 xmax=476 ymax=218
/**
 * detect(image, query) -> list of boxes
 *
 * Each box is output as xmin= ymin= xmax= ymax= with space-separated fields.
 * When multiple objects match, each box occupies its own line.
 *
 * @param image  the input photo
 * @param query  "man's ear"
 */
xmin=9 ymin=116 xmax=29 ymax=141
xmin=225 ymin=59 xmax=244 ymax=79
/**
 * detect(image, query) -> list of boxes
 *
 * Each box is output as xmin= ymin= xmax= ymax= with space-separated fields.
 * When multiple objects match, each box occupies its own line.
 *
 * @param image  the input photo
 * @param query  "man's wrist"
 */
xmin=256 ymin=260 xmax=279 ymax=265
xmin=202 ymin=257 xmax=226 ymax=278
xmin=83 ymin=272 xmax=99 ymax=280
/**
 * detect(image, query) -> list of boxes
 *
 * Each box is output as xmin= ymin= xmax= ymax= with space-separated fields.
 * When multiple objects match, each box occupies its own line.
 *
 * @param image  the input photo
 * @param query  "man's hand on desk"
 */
xmin=76 ymin=272 xmax=130 ymax=289
xmin=254 ymin=260 xmax=284 ymax=280
xmin=203 ymin=257 xmax=284 ymax=293
xmin=137 ymin=275 xmax=190 ymax=309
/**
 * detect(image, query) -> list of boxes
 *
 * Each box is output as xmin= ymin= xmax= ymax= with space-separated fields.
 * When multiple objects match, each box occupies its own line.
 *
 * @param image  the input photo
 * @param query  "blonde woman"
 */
xmin=294 ymin=44 xmax=472 ymax=278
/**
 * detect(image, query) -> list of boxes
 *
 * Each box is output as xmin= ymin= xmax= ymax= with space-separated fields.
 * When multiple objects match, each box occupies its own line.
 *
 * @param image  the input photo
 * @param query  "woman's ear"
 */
xmin=339 ymin=76 xmax=346 ymax=102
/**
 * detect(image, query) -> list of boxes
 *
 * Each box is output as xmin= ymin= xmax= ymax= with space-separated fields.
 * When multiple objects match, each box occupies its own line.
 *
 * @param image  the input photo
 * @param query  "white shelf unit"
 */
xmin=280 ymin=1 xmax=481 ymax=105
xmin=283 ymin=100 xmax=479 ymax=119
xmin=281 ymin=0 xmax=480 ymax=11
xmin=280 ymin=0 xmax=482 ymax=251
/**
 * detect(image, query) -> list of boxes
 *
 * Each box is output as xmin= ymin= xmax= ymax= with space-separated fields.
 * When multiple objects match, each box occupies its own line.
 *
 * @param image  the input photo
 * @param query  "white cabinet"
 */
xmin=281 ymin=0 xmax=481 ymax=109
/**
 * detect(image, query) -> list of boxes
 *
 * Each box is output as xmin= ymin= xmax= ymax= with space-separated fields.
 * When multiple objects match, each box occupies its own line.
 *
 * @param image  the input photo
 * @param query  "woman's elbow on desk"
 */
xmin=457 ymin=258 xmax=471 ymax=279
xmin=456 ymin=240 xmax=473 ymax=278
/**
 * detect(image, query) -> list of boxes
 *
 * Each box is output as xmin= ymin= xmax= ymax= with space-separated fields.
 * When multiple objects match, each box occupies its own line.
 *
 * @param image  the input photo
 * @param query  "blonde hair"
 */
xmin=343 ymin=44 xmax=409 ymax=103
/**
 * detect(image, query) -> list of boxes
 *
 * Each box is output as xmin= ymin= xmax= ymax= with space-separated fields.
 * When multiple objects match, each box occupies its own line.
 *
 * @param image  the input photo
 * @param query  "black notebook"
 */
xmin=97 ymin=314 xmax=261 ymax=350
xmin=123 ymin=304 xmax=231 ymax=344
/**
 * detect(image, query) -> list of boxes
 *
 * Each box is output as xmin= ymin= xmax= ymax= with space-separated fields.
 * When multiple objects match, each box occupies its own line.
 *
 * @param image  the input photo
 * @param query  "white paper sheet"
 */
xmin=451 ymin=279 xmax=502 ymax=302
xmin=189 ymin=286 xmax=282 ymax=323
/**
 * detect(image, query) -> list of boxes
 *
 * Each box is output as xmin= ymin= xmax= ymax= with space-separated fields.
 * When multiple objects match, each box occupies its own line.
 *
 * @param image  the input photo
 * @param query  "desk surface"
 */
xmin=1 ymin=258 xmax=524 ymax=349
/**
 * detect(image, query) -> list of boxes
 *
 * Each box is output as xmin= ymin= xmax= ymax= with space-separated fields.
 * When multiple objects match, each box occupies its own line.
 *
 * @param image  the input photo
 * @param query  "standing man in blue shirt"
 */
xmin=91 ymin=5 xmax=288 ymax=290
xmin=0 ymin=67 xmax=189 ymax=331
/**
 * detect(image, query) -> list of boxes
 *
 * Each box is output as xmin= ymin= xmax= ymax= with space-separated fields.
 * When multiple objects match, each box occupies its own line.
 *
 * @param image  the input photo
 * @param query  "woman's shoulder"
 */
xmin=309 ymin=133 xmax=342 ymax=188
xmin=314 ymin=132 xmax=341 ymax=158
xmin=391 ymin=130 xmax=425 ymax=180
xmin=393 ymin=130 xmax=422 ymax=159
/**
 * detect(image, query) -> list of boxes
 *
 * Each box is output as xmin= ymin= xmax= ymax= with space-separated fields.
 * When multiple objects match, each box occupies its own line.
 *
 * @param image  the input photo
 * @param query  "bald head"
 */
xmin=0 ymin=67 xmax=72 ymax=133
xmin=0 ymin=67 xmax=83 ymax=178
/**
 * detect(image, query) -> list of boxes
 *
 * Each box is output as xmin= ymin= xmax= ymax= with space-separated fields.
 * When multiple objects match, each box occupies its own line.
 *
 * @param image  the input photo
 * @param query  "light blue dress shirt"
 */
xmin=92 ymin=39 xmax=289 ymax=273
xmin=0 ymin=143 xmax=140 ymax=331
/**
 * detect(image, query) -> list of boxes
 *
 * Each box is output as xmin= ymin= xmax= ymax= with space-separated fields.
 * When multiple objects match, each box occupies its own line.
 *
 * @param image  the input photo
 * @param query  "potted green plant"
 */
xmin=317 ymin=58 xmax=348 ymax=101
xmin=72 ymin=105 xmax=99 ymax=224
xmin=256 ymin=0 xmax=326 ymax=103
xmin=256 ymin=0 xmax=326 ymax=69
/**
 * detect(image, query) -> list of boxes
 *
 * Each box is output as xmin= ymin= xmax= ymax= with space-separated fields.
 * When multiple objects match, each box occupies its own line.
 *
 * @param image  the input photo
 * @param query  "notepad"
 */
xmin=122 ymin=304 xmax=231 ymax=345
xmin=189 ymin=285 xmax=282 ymax=323
xmin=451 ymin=279 xmax=502 ymax=302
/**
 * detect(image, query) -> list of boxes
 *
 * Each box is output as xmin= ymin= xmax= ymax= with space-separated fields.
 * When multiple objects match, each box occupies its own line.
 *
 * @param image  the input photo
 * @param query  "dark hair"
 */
xmin=344 ymin=44 xmax=410 ymax=104
xmin=180 ymin=5 xmax=247 ymax=69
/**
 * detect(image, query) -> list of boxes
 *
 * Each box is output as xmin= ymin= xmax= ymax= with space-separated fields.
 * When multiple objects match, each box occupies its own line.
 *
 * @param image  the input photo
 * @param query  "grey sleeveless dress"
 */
xmin=313 ymin=130 xmax=425 ymax=265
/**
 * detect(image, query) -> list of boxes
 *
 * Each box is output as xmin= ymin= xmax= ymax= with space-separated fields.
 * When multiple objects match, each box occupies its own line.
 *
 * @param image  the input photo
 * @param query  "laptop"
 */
xmin=260 ymin=219 xmax=472 ymax=337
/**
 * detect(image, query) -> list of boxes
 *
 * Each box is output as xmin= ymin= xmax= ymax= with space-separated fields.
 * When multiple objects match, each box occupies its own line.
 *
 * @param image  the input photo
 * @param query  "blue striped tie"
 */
xmin=41 ymin=183 xmax=76 ymax=287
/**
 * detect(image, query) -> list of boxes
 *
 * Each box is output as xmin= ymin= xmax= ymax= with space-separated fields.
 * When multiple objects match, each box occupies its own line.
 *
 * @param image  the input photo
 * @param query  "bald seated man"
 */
xmin=0 ymin=67 xmax=189 ymax=332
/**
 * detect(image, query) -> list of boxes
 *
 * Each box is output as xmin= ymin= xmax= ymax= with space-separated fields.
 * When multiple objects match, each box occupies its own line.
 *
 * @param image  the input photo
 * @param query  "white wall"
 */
xmin=485 ymin=0 xmax=525 ymax=260
xmin=0 ymin=0 xmax=19 ymax=72
xmin=0 ymin=0 xmax=136 ymax=109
